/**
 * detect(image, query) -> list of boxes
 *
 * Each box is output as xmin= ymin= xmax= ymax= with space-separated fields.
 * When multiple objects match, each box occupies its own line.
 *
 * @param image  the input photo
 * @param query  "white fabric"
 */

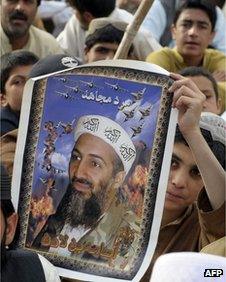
xmin=200 ymin=112 xmax=226 ymax=145
xmin=57 ymin=7 xmax=161 ymax=62
xmin=38 ymin=254 xmax=61 ymax=282
xmin=151 ymin=252 xmax=226 ymax=282
xmin=142 ymin=0 xmax=166 ymax=42
xmin=74 ymin=115 xmax=136 ymax=175
xmin=0 ymin=24 xmax=64 ymax=59
xmin=143 ymin=0 xmax=226 ymax=54
xmin=221 ymin=111 xmax=226 ymax=121
xmin=38 ymin=0 xmax=73 ymax=36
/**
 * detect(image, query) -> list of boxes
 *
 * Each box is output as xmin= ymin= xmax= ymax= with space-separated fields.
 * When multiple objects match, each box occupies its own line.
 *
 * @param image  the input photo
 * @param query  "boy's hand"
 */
xmin=212 ymin=70 xmax=226 ymax=82
xmin=169 ymin=73 xmax=206 ymax=137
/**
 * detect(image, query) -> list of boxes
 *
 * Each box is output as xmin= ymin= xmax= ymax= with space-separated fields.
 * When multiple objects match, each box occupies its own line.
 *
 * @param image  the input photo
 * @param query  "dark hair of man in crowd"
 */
xmin=173 ymin=0 xmax=217 ymax=31
xmin=85 ymin=23 xmax=134 ymax=55
xmin=37 ymin=0 xmax=41 ymax=5
xmin=68 ymin=0 xmax=116 ymax=17
xmin=180 ymin=67 xmax=219 ymax=100
xmin=174 ymin=126 xmax=225 ymax=170
xmin=0 ymin=51 xmax=39 ymax=94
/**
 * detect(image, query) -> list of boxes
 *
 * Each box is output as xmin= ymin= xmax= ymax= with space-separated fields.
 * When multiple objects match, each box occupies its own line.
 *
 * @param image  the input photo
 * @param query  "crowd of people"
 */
xmin=0 ymin=0 xmax=225 ymax=281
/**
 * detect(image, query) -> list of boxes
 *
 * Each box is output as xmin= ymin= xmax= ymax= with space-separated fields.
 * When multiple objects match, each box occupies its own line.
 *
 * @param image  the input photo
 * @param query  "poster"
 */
xmin=12 ymin=60 xmax=177 ymax=281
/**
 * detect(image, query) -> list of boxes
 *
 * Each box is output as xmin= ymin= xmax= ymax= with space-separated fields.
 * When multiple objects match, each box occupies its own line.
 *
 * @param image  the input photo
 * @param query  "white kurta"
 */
xmin=57 ymin=8 xmax=161 ymax=62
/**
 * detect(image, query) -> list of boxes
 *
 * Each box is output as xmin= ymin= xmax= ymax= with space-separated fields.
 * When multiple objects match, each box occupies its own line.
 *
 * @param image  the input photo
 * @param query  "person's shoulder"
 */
xmin=29 ymin=26 xmax=63 ymax=54
xmin=149 ymin=47 xmax=174 ymax=55
xmin=204 ymin=49 xmax=226 ymax=69
xmin=57 ymin=15 xmax=81 ymax=41
xmin=30 ymin=25 xmax=60 ymax=42
xmin=59 ymin=14 xmax=80 ymax=34
xmin=38 ymin=254 xmax=61 ymax=282
xmin=204 ymin=48 xmax=226 ymax=59
xmin=205 ymin=48 xmax=226 ymax=55
xmin=146 ymin=47 xmax=173 ymax=61
xmin=112 ymin=7 xmax=133 ymax=20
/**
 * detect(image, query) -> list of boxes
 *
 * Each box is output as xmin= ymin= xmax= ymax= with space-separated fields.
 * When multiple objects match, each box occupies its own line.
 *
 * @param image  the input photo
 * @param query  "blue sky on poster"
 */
xmin=34 ymin=74 xmax=163 ymax=177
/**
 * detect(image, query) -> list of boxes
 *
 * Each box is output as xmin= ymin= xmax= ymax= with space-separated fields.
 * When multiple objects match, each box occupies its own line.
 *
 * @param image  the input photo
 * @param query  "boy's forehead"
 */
xmin=177 ymin=8 xmax=211 ymax=25
xmin=189 ymin=75 xmax=215 ymax=92
xmin=8 ymin=64 xmax=34 ymax=78
xmin=173 ymin=142 xmax=197 ymax=166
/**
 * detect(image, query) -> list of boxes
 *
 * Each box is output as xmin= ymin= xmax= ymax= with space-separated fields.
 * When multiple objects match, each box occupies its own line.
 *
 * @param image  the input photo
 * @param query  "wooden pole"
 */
xmin=114 ymin=0 xmax=155 ymax=60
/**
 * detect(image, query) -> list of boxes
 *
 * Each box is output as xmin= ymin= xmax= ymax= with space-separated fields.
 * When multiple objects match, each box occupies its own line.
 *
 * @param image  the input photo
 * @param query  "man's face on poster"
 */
xmin=67 ymin=133 xmax=125 ymax=227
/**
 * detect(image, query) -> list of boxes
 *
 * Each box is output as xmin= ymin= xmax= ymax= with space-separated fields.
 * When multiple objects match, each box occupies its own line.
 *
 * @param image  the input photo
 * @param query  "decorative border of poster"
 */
xmin=12 ymin=60 xmax=177 ymax=281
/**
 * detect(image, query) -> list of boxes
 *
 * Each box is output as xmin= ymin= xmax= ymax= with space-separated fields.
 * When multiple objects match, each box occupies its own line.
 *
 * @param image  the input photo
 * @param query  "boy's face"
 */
xmin=85 ymin=42 xmax=120 ymax=63
xmin=172 ymin=8 xmax=215 ymax=61
xmin=164 ymin=142 xmax=204 ymax=216
xmin=1 ymin=64 xmax=34 ymax=112
xmin=189 ymin=75 xmax=221 ymax=114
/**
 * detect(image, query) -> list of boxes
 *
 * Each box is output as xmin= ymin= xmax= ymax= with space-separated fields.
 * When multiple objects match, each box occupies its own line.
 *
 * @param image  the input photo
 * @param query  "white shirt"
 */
xmin=57 ymin=7 xmax=161 ymax=62
xmin=0 ymin=24 xmax=64 ymax=58
xmin=38 ymin=0 xmax=73 ymax=36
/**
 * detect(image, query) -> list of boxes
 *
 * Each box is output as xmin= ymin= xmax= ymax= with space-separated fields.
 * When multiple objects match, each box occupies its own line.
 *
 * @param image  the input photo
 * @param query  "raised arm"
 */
xmin=169 ymin=73 xmax=225 ymax=210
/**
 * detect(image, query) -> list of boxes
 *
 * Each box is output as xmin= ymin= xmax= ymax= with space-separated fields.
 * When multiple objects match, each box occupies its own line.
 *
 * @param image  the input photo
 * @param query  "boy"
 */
xmin=141 ymin=73 xmax=225 ymax=280
xmin=146 ymin=0 xmax=226 ymax=112
xmin=84 ymin=18 xmax=135 ymax=62
xmin=0 ymin=50 xmax=39 ymax=136
xmin=180 ymin=66 xmax=222 ymax=115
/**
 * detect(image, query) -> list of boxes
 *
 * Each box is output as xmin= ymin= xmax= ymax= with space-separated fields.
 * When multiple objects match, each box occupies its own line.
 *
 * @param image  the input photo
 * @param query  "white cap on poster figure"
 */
xmin=74 ymin=115 xmax=137 ymax=175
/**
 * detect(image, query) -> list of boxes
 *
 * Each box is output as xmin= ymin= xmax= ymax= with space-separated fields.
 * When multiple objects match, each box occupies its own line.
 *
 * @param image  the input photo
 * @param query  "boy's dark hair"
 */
xmin=85 ymin=23 xmax=134 ymax=55
xmin=175 ymin=126 xmax=225 ymax=170
xmin=86 ymin=23 xmax=124 ymax=49
xmin=68 ymin=0 xmax=116 ymax=17
xmin=1 ymin=200 xmax=15 ymax=219
xmin=0 ymin=51 xmax=39 ymax=94
xmin=173 ymin=0 xmax=216 ymax=31
xmin=180 ymin=66 xmax=219 ymax=100
xmin=1 ymin=200 xmax=19 ymax=249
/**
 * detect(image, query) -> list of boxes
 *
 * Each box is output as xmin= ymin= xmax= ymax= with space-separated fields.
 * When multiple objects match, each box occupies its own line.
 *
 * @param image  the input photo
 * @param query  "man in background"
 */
xmin=146 ymin=0 xmax=226 ymax=112
xmin=84 ymin=18 xmax=135 ymax=62
xmin=57 ymin=0 xmax=161 ymax=62
xmin=1 ymin=0 xmax=63 ymax=58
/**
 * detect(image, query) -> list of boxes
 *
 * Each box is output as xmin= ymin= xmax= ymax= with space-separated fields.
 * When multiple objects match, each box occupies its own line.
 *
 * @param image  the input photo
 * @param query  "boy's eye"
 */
xmin=14 ymin=80 xmax=21 ymax=85
xmin=190 ymin=168 xmax=201 ymax=178
xmin=96 ymin=47 xmax=110 ymax=54
xmin=197 ymin=23 xmax=209 ymax=30
xmin=181 ymin=22 xmax=191 ymax=28
xmin=12 ymin=78 xmax=25 ymax=86
xmin=171 ymin=159 xmax=179 ymax=169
